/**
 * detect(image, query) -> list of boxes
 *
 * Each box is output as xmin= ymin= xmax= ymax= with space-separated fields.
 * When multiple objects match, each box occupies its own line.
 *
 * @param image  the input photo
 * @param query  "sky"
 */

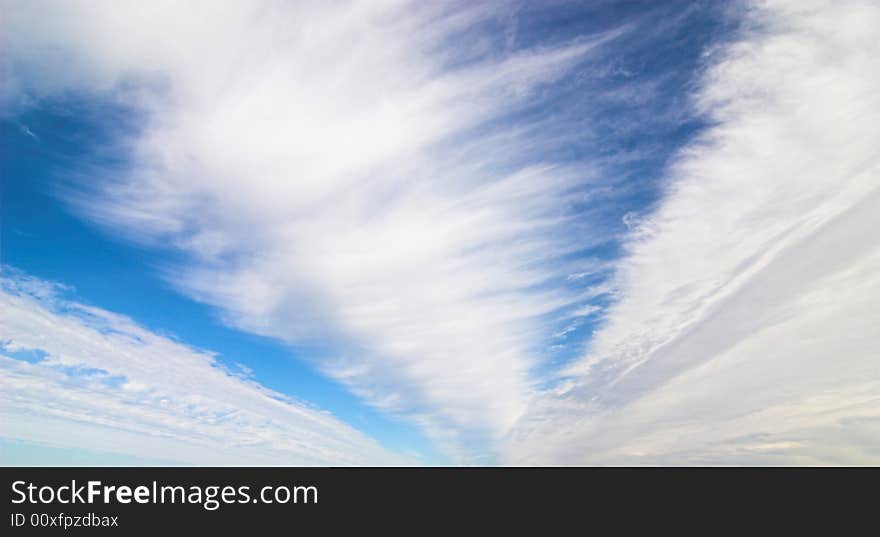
xmin=1 ymin=0 xmax=878 ymax=465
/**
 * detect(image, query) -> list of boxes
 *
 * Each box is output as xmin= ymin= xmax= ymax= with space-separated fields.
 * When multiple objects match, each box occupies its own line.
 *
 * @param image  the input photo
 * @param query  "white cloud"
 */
xmin=7 ymin=0 xmax=876 ymax=465
xmin=0 ymin=270 xmax=408 ymax=465
xmin=1 ymin=0 xmax=617 ymax=460
xmin=504 ymin=0 xmax=880 ymax=464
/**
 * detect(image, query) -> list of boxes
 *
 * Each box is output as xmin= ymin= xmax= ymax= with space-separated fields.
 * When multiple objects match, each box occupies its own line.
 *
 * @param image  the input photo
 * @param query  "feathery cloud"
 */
xmin=504 ymin=0 xmax=880 ymax=465
xmin=2 ymin=0 xmax=621 ymax=460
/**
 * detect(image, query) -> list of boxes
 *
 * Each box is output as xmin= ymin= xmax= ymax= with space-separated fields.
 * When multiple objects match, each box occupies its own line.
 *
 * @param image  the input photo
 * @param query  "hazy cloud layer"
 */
xmin=0 ymin=271 xmax=407 ymax=465
xmin=505 ymin=0 xmax=880 ymax=464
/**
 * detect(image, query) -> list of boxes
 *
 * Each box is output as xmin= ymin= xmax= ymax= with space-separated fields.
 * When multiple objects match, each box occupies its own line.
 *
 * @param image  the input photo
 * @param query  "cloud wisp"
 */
xmin=0 ymin=269 xmax=407 ymax=465
xmin=505 ymin=0 xmax=880 ymax=464
xmin=3 ymin=0 xmax=630 ymax=460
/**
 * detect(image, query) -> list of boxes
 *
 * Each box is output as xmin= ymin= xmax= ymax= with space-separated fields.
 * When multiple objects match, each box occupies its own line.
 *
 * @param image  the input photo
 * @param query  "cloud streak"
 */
xmin=505 ymin=0 xmax=880 ymax=464
xmin=2 ymin=0 xmax=627 ymax=460
xmin=0 ymin=269 xmax=407 ymax=465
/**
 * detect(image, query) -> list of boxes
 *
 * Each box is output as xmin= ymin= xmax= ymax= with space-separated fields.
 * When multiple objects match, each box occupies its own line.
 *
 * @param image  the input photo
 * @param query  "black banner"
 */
xmin=1 ymin=467 xmax=874 ymax=533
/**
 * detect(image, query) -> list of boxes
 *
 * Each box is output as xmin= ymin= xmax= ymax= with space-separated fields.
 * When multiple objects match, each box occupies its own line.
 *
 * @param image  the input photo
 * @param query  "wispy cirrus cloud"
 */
xmin=2 ymin=0 xmax=637 ymax=460
xmin=0 ymin=269 xmax=408 ymax=465
xmin=504 ymin=0 xmax=880 ymax=464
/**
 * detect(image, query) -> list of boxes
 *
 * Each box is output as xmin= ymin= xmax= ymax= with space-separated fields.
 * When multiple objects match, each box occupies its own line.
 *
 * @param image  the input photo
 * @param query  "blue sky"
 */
xmin=2 ymin=0 xmax=879 ymax=465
